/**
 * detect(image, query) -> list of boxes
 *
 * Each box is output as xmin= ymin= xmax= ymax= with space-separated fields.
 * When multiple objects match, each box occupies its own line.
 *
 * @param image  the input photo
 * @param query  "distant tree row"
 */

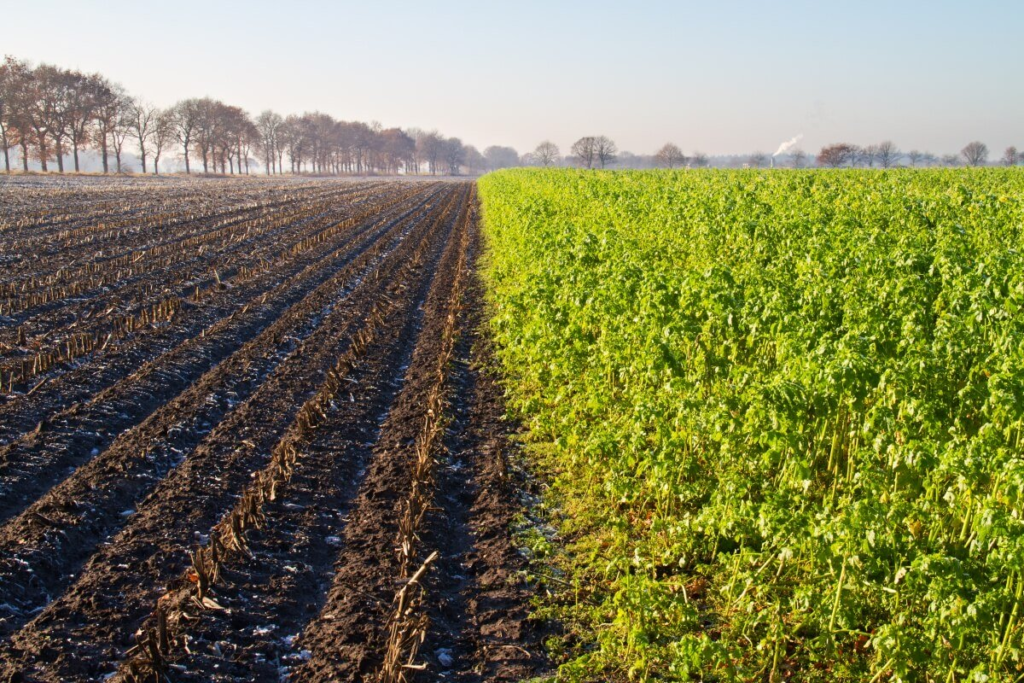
xmin=813 ymin=141 xmax=1020 ymax=169
xmin=0 ymin=56 xmax=474 ymax=175
xmin=491 ymin=137 xmax=710 ymax=171
xmin=4 ymin=56 xmax=1017 ymax=175
xmin=462 ymin=137 xmax=1021 ymax=172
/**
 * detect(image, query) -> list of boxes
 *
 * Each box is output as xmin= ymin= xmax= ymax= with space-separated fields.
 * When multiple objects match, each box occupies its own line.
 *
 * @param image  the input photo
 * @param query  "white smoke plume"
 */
xmin=773 ymin=134 xmax=804 ymax=157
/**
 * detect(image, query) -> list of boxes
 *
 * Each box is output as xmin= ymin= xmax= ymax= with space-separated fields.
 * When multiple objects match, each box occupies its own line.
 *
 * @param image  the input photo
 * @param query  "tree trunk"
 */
xmin=56 ymin=140 xmax=64 ymax=173
xmin=72 ymin=139 xmax=80 ymax=172
xmin=140 ymin=148 xmax=147 ymax=174
xmin=20 ymin=140 xmax=29 ymax=171
xmin=154 ymin=155 xmax=160 ymax=175
xmin=101 ymin=134 xmax=109 ymax=173
xmin=37 ymin=133 xmax=48 ymax=172
xmin=184 ymin=146 xmax=190 ymax=174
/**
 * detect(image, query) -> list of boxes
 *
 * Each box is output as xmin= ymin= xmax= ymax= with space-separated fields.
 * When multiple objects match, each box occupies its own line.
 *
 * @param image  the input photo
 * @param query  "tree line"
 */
xmin=0 ymin=56 xmax=478 ymax=176
xmin=2 ymin=56 xmax=1018 ymax=176
xmin=474 ymin=137 xmax=1022 ymax=172
xmin=812 ymin=140 xmax=1020 ymax=169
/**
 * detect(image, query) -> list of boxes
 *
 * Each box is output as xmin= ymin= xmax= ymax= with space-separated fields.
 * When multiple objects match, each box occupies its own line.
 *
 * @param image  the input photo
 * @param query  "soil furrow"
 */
xmin=411 ymin=230 xmax=550 ymax=682
xmin=288 ymin=186 xmax=474 ymax=683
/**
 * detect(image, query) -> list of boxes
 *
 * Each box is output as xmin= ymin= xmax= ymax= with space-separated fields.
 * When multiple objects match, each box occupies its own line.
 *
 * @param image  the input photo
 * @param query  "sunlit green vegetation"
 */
xmin=479 ymin=168 xmax=1024 ymax=681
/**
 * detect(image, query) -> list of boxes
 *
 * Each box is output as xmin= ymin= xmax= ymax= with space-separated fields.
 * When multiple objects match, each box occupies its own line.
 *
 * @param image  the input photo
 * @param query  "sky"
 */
xmin=3 ymin=0 xmax=1023 ymax=158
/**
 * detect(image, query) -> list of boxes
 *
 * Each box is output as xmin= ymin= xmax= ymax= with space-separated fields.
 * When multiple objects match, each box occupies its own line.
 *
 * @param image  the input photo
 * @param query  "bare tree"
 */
xmin=276 ymin=122 xmax=289 ymax=173
xmin=941 ymin=153 xmax=960 ymax=167
xmin=151 ymin=109 xmax=175 ymax=174
xmin=571 ymin=136 xmax=597 ymax=169
xmin=126 ymin=98 xmax=156 ymax=173
xmin=211 ymin=104 xmax=251 ymax=174
xmin=748 ymin=151 xmax=768 ymax=168
xmin=23 ymin=64 xmax=59 ymax=172
xmin=171 ymin=98 xmax=200 ymax=174
xmin=846 ymin=145 xmax=864 ymax=167
xmin=876 ymin=141 xmax=901 ymax=168
xmin=255 ymin=110 xmax=283 ymax=174
xmin=961 ymin=141 xmax=988 ymax=166
xmin=861 ymin=144 xmax=879 ymax=168
xmin=654 ymin=143 xmax=686 ymax=168
xmin=417 ymin=130 xmax=444 ymax=175
xmin=442 ymin=137 xmax=464 ymax=175
xmin=595 ymin=136 xmax=617 ymax=168
xmin=790 ymin=148 xmax=807 ymax=168
xmin=1002 ymin=146 xmax=1019 ymax=166
xmin=1 ymin=57 xmax=35 ymax=172
xmin=192 ymin=98 xmax=225 ymax=173
xmin=238 ymin=115 xmax=258 ymax=174
xmin=907 ymin=150 xmax=923 ymax=167
xmin=110 ymin=110 xmax=131 ymax=173
xmin=0 ymin=57 xmax=23 ymax=173
xmin=92 ymin=79 xmax=124 ymax=173
xmin=42 ymin=66 xmax=76 ymax=172
xmin=533 ymin=140 xmax=559 ymax=167
xmin=817 ymin=143 xmax=856 ymax=168
xmin=60 ymin=69 xmax=97 ymax=172
xmin=690 ymin=151 xmax=709 ymax=168
xmin=282 ymin=115 xmax=305 ymax=173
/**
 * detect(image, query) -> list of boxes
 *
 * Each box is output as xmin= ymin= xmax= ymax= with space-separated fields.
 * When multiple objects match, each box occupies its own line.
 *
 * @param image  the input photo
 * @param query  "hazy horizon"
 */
xmin=4 ymin=0 xmax=1023 ymax=158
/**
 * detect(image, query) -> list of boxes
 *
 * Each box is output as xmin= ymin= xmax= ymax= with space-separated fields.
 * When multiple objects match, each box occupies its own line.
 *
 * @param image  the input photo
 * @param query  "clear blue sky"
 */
xmin=4 ymin=0 xmax=1022 ymax=157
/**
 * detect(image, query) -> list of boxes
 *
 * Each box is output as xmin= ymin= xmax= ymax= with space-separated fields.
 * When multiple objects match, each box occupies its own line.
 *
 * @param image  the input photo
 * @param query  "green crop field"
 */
xmin=479 ymin=168 xmax=1024 ymax=682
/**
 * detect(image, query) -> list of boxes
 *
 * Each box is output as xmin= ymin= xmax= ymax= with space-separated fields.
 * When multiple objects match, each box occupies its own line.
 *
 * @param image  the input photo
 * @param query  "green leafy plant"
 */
xmin=479 ymin=168 xmax=1024 ymax=681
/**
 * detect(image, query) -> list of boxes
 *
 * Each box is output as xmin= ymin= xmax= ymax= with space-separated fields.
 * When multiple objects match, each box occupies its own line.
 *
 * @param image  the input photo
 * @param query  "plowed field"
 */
xmin=0 ymin=177 xmax=546 ymax=683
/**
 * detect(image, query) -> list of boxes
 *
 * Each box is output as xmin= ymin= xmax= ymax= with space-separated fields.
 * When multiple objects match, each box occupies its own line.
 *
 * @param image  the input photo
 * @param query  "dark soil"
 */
xmin=0 ymin=179 xmax=549 ymax=683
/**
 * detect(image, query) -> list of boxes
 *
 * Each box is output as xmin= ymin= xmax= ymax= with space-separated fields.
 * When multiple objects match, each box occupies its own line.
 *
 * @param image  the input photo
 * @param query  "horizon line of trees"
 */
xmin=458 ymin=137 xmax=1021 ymax=172
xmin=2 ymin=57 xmax=1019 ymax=177
xmin=0 ymin=56 xmax=480 ymax=176
xmin=811 ymin=140 xmax=1020 ymax=169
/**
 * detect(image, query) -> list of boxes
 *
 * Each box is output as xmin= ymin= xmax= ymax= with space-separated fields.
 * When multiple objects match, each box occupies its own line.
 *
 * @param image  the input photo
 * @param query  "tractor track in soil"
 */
xmin=0 ymin=178 xmax=549 ymax=683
